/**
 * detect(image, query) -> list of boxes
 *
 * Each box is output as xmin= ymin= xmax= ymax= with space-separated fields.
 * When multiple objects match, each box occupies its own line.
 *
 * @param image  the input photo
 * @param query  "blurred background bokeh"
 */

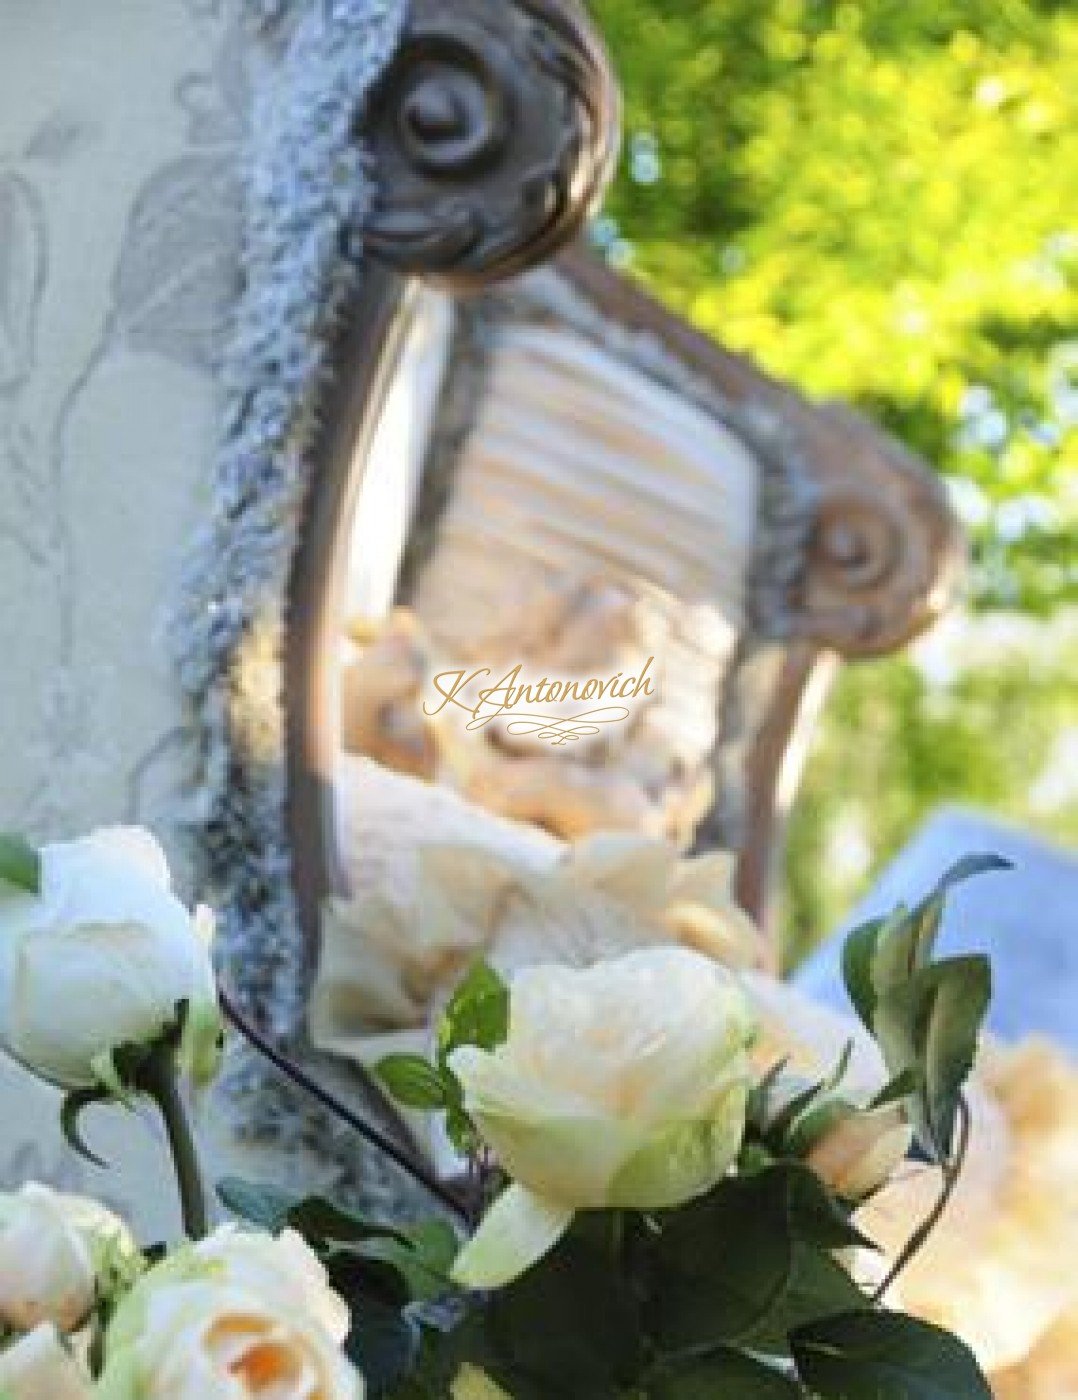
xmin=587 ymin=0 xmax=1078 ymax=963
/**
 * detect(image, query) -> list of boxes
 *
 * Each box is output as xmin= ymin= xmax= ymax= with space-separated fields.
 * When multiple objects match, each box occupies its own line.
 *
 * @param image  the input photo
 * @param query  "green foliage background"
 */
xmin=586 ymin=0 xmax=1078 ymax=959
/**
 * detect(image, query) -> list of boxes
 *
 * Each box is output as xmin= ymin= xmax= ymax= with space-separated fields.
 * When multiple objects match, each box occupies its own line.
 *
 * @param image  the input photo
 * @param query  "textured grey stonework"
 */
xmin=169 ymin=0 xmax=408 ymax=1040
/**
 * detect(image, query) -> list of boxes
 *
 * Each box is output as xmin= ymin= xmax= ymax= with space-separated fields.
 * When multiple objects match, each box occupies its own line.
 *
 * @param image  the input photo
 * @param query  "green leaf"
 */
xmin=217 ymin=1178 xmax=298 ymax=1233
xmin=648 ymin=1164 xmax=868 ymax=1352
xmin=0 ymin=832 xmax=40 ymax=895
xmin=483 ymin=1217 xmax=643 ymax=1398
xmin=841 ymin=908 xmax=902 ymax=1028
xmin=791 ymin=1309 xmax=992 ymax=1398
xmin=286 ymin=1197 xmax=411 ymax=1248
xmin=61 ymin=1088 xmax=111 ymax=1168
xmin=345 ymin=1293 xmax=420 ymax=1397
xmin=873 ymin=955 xmax=991 ymax=1160
xmin=647 ymin=1348 xmax=802 ymax=1398
xmin=354 ymin=1220 xmax=460 ymax=1303
xmin=437 ymin=961 xmax=510 ymax=1066
xmin=842 ymin=853 xmax=1009 ymax=1031
xmin=374 ymin=1053 xmax=450 ymax=1111
xmin=740 ymin=1243 xmax=867 ymax=1355
xmin=869 ymin=1066 xmax=923 ymax=1110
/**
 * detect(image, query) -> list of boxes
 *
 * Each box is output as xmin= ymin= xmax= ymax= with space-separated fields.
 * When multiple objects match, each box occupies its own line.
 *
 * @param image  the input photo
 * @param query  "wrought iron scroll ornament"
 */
xmin=362 ymin=0 xmax=621 ymax=289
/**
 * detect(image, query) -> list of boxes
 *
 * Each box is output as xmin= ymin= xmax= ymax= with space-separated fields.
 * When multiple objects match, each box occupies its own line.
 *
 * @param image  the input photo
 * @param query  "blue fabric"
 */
xmin=794 ymin=807 xmax=1078 ymax=1051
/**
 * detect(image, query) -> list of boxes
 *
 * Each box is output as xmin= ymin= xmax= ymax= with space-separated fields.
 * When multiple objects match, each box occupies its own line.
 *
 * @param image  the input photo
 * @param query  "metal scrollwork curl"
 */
xmin=362 ymin=0 xmax=621 ymax=290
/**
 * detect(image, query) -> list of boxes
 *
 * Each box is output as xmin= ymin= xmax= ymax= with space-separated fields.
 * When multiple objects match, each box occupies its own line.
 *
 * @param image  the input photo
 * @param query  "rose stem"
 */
xmin=871 ymin=1094 xmax=971 ymax=1304
xmin=218 ymin=990 xmax=470 ymax=1226
xmin=143 ymin=1048 xmax=209 ymax=1241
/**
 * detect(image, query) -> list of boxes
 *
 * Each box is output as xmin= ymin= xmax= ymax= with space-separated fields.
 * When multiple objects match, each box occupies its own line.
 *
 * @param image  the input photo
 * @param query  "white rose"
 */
xmin=450 ymin=947 xmax=755 ymax=1288
xmin=98 ymin=1225 xmax=362 ymax=1400
xmin=0 ymin=827 xmax=222 ymax=1090
xmin=0 ymin=1183 xmax=136 ymax=1333
xmin=0 ymin=1324 xmax=93 ymax=1400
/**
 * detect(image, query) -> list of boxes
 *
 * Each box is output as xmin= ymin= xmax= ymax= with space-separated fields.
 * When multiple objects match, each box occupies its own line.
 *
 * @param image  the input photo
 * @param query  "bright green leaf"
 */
xmin=437 ymin=962 xmax=510 ymax=1066
xmin=375 ymin=1053 xmax=450 ymax=1111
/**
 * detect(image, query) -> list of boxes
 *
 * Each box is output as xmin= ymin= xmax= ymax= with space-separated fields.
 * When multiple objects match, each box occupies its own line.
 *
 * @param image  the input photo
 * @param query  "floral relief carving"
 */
xmin=0 ymin=11 xmax=247 ymax=846
xmin=0 ymin=173 xmax=46 ymax=389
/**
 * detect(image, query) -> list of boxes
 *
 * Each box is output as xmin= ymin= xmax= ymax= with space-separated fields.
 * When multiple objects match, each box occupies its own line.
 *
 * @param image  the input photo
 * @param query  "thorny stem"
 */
xmin=218 ymin=989 xmax=470 ymax=1226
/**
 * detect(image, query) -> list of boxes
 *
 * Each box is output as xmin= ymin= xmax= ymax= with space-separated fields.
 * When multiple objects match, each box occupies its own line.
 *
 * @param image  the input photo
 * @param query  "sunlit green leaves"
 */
xmin=375 ymin=1054 xmax=451 ymax=1111
xmin=873 ymin=955 xmax=991 ymax=1160
xmin=373 ymin=962 xmax=510 ymax=1155
xmin=841 ymin=856 xmax=1007 ymax=1160
xmin=590 ymin=0 xmax=1078 ymax=612
xmin=436 ymin=962 xmax=510 ymax=1065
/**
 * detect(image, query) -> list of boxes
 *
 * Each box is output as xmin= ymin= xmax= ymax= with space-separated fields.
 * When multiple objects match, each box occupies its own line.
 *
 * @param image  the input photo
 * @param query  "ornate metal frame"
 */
xmin=283 ymin=0 xmax=961 ymax=975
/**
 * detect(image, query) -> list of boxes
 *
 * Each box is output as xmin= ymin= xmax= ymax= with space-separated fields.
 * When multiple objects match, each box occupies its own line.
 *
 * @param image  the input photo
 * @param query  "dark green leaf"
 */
xmin=345 ymin=1293 xmax=420 ymax=1398
xmin=649 ymin=1176 xmax=794 ymax=1349
xmin=217 ymin=1178 xmax=302 ymax=1233
xmin=791 ymin=1309 xmax=992 ymax=1398
xmin=741 ymin=1243 xmax=867 ymax=1355
xmin=287 ymin=1197 xmax=411 ymax=1248
xmin=353 ymin=1220 xmax=460 ymax=1303
xmin=649 ymin=1165 xmax=870 ymax=1355
xmin=842 ymin=909 xmax=902 ymax=1028
xmin=647 ymin=1347 xmax=802 ymax=1398
xmin=782 ymin=1165 xmax=876 ymax=1252
xmin=374 ymin=1053 xmax=450 ymax=1111
xmin=869 ymin=1066 xmax=923 ymax=1110
xmin=484 ymin=1218 xmax=642 ymax=1398
xmin=0 ymin=833 xmax=40 ymax=895
xmin=874 ymin=955 xmax=991 ymax=1160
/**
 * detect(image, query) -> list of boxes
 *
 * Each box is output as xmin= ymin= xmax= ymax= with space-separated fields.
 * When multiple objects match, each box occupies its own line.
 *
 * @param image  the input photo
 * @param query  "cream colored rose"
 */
xmin=450 ymin=947 xmax=755 ymax=1288
xmin=312 ymin=825 xmax=762 ymax=1056
xmin=0 ymin=1324 xmax=93 ymax=1400
xmin=0 ymin=1184 xmax=136 ymax=1333
xmin=0 ymin=827 xmax=222 ymax=1090
xmin=98 ymin=1225 xmax=362 ymax=1400
xmin=804 ymin=1101 xmax=912 ymax=1200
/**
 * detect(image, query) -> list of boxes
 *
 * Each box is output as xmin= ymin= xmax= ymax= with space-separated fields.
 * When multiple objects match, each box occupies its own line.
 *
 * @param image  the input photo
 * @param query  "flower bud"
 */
xmin=806 ymin=1101 xmax=912 ymax=1200
xmin=0 ymin=1184 xmax=135 ymax=1334
xmin=0 ymin=827 xmax=222 ymax=1091
xmin=0 ymin=1324 xmax=93 ymax=1400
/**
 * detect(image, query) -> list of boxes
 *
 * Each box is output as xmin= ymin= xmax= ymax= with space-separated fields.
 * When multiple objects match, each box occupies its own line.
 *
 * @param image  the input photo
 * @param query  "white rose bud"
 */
xmin=0 ymin=1324 xmax=93 ymax=1400
xmin=806 ymin=1101 xmax=913 ymax=1201
xmin=98 ymin=1225 xmax=362 ymax=1400
xmin=0 ymin=1184 xmax=136 ymax=1334
xmin=0 ymin=827 xmax=222 ymax=1090
xmin=450 ymin=947 xmax=755 ymax=1288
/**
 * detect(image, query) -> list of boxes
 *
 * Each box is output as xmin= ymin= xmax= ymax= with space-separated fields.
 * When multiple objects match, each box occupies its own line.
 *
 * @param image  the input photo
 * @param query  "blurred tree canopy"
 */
xmin=587 ymin=0 xmax=1078 ymax=952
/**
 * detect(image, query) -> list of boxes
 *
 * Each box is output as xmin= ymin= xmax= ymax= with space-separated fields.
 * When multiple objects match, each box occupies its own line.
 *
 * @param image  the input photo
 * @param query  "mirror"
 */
xmin=328 ymin=274 xmax=767 ymax=887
